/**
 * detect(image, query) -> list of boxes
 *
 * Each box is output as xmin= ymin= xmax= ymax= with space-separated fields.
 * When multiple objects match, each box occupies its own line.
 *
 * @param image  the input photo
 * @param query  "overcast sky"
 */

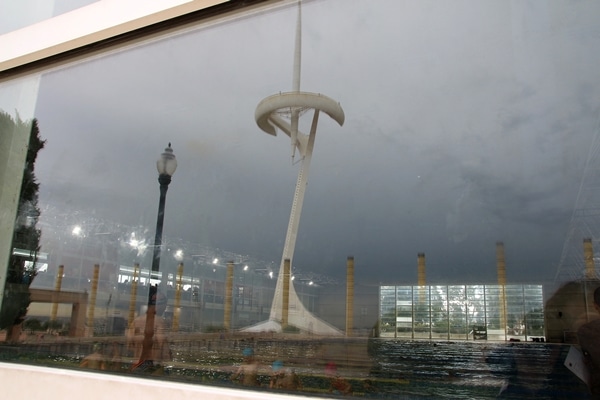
xmin=12 ymin=0 xmax=600 ymax=285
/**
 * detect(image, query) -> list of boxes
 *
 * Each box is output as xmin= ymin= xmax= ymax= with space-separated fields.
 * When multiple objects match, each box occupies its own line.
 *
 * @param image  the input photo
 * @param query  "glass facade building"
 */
xmin=379 ymin=285 xmax=545 ymax=341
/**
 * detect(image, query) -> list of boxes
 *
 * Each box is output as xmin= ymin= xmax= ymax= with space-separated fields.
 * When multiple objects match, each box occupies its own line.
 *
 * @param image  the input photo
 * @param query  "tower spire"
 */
xmin=290 ymin=1 xmax=302 ymax=161
xmin=292 ymin=1 xmax=302 ymax=92
xmin=246 ymin=0 xmax=345 ymax=335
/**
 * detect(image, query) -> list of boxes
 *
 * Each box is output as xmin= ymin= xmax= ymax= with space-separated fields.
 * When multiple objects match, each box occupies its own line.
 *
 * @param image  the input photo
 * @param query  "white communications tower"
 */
xmin=244 ymin=2 xmax=345 ymax=335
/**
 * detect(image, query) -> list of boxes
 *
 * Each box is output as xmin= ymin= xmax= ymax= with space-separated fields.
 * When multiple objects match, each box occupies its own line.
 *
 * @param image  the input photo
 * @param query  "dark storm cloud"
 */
xmin=460 ymin=166 xmax=574 ymax=226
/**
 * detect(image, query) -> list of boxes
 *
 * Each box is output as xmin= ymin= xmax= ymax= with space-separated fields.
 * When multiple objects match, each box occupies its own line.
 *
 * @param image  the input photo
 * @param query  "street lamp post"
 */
xmin=137 ymin=143 xmax=177 ymax=368
xmin=151 ymin=143 xmax=177 ymax=274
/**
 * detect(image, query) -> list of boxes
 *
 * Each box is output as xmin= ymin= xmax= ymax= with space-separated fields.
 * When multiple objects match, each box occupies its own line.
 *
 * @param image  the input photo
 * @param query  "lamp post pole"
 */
xmin=137 ymin=143 xmax=177 ymax=368
xmin=151 ymin=173 xmax=171 ymax=273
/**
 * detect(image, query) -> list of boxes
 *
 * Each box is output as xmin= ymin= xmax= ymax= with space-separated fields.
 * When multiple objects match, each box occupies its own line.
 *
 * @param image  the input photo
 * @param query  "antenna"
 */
xmin=292 ymin=1 xmax=302 ymax=92
xmin=290 ymin=1 xmax=302 ymax=161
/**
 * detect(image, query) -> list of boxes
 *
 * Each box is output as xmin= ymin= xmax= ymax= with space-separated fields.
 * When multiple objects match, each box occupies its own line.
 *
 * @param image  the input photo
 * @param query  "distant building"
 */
xmin=379 ymin=284 xmax=545 ymax=341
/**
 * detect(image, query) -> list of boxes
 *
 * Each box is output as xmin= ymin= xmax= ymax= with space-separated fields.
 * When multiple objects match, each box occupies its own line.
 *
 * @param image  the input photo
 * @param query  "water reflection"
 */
xmin=0 ymin=334 xmax=594 ymax=398
xmin=3 ymin=280 xmax=598 ymax=398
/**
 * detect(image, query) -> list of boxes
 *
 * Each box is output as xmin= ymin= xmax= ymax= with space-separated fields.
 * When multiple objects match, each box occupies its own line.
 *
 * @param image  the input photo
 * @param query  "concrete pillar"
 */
xmin=496 ymin=242 xmax=507 ymax=335
xmin=69 ymin=294 xmax=88 ymax=337
xmin=282 ymin=258 xmax=290 ymax=329
xmin=496 ymin=242 xmax=507 ymax=286
xmin=346 ymin=256 xmax=354 ymax=337
xmin=418 ymin=253 xmax=426 ymax=303
xmin=417 ymin=253 xmax=426 ymax=287
xmin=51 ymin=265 xmax=64 ymax=321
xmin=87 ymin=264 xmax=100 ymax=335
xmin=224 ymin=261 xmax=234 ymax=331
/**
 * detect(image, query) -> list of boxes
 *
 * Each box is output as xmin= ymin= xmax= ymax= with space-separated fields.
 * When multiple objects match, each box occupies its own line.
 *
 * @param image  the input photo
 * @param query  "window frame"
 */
xmin=0 ymin=0 xmax=282 ymax=80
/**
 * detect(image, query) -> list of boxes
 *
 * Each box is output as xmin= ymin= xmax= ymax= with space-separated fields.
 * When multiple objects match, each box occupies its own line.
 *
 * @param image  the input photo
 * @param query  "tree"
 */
xmin=0 ymin=111 xmax=45 ymax=341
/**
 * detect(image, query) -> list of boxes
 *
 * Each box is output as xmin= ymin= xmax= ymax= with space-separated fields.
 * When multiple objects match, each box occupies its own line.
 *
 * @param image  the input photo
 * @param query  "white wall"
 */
xmin=0 ymin=0 xmax=230 ymax=71
xmin=0 ymin=362 xmax=320 ymax=400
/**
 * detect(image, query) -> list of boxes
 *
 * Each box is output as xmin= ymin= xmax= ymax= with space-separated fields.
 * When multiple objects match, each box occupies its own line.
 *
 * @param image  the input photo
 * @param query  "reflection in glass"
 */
xmin=379 ymin=285 xmax=544 ymax=342
xmin=1 ymin=0 xmax=600 ymax=398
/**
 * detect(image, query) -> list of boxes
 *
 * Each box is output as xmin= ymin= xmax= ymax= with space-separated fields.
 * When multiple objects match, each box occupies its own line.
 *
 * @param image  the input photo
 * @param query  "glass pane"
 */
xmin=2 ymin=0 xmax=599 ymax=398
xmin=379 ymin=286 xmax=395 ymax=338
xmin=466 ymin=285 xmax=486 ymax=340
xmin=448 ymin=285 xmax=467 ymax=340
xmin=524 ymin=285 xmax=545 ymax=339
xmin=413 ymin=286 xmax=430 ymax=339
xmin=430 ymin=285 xmax=448 ymax=340
xmin=485 ymin=285 xmax=505 ymax=340
xmin=505 ymin=285 xmax=525 ymax=340
xmin=396 ymin=286 xmax=412 ymax=338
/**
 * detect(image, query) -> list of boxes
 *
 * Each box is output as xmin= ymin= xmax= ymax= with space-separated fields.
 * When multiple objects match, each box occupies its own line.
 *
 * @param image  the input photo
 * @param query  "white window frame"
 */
xmin=0 ymin=0 xmax=232 ymax=72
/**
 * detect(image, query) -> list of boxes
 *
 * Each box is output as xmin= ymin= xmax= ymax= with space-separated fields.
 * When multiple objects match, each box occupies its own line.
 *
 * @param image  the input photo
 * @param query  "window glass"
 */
xmin=448 ymin=285 xmax=467 ymax=340
xmin=2 ymin=0 xmax=600 ymax=398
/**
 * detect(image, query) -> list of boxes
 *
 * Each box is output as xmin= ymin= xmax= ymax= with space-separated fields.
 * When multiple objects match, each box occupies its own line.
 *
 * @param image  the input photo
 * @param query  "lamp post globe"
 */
xmin=157 ymin=142 xmax=177 ymax=177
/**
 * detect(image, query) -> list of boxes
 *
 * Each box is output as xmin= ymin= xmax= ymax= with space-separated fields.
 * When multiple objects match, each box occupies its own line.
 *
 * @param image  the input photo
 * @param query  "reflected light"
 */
xmin=72 ymin=225 xmax=82 ymax=236
xmin=213 ymin=258 xmax=219 ymax=264
xmin=174 ymin=249 xmax=184 ymax=261
xmin=128 ymin=232 xmax=147 ymax=256
xmin=243 ymin=265 xmax=249 ymax=271
xmin=269 ymin=271 xmax=273 ymax=279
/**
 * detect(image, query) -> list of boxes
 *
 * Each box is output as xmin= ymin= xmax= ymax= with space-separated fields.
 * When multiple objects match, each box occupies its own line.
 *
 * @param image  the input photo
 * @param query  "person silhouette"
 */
xmin=232 ymin=347 xmax=260 ymax=387
xmin=269 ymin=360 xmax=301 ymax=391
